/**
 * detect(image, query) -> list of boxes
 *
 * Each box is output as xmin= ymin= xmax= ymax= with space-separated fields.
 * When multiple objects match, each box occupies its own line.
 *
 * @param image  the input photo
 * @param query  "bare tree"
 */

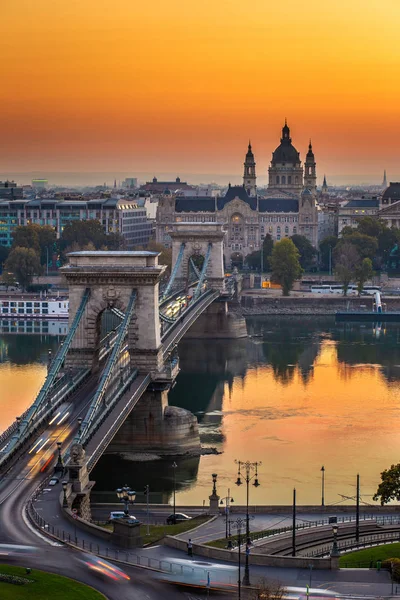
xmin=245 ymin=577 xmax=287 ymax=600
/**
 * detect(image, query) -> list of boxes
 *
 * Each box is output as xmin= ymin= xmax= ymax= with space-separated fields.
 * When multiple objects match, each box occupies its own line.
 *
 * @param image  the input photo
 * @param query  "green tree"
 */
xmin=319 ymin=235 xmax=338 ymax=272
xmin=4 ymin=247 xmax=42 ymax=291
xmin=12 ymin=224 xmax=56 ymax=266
xmin=373 ymin=463 xmax=400 ymax=505
xmin=290 ymin=234 xmax=317 ymax=270
xmin=357 ymin=216 xmax=385 ymax=239
xmin=60 ymin=220 xmax=107 ymax=252
xmin=334 ymin=242 xmax=359 ymax=296
xmin=340 ymin=231 xmax=378 ymax=260
xmin=146 ymin=241 xmax=172 ymax=273
xmin=261 ymin=234 xmax=274 ymax=271
xmin=1 ymin=271 xmax=17 ymax=290
xmin=355 ymin=257 xmax=374 ymax=295
xmin=270 ymin=238 xmax=303 ymax=296
xmin=0 ymin=245 xmax=10 ymax=272
xmin=245 ymin=250 xmax=261 ymax=270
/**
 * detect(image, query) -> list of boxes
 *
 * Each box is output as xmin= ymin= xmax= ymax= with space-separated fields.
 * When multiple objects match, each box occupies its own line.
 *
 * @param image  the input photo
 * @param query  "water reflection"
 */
xmin=3 ymin=317 xmax=400 ymax=506
xmin=0 ymin=332 xmax=64 ymax=433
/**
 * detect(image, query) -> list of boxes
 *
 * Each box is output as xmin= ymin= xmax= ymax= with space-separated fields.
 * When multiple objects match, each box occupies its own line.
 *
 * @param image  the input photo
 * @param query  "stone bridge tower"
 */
xmin=61 ymin=251 xmax=166 ymax=372
xmin=170 ymin=222 xmax=225 ymax=291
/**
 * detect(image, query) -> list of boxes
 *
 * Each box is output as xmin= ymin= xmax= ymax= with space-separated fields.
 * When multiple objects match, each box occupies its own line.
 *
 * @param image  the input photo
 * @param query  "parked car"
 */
xmin=108 ymin=511 xmax=138 ymax=523
xmin=48 ymin=477 xmax=59 ymax=486
xmin=166 ymin=513 xmax=191 ymax=525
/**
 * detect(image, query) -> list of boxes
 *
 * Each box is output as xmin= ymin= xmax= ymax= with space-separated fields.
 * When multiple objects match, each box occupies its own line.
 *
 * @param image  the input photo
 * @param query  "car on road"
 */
xmin=166 ymin=513 xmax=191 ymax=525
xmin=108 ymin=511 xmax=138 ymax=523
xmin=48 ymin=477 xmax=59 ymax=486
xmin=76 ymin=553 xmax=130 ymax=582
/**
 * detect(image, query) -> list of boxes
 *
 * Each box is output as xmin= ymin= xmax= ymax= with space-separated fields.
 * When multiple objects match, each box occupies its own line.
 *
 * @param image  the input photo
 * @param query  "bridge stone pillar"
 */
xmin=105 ymin=385 xmax=201 ymax=456
xmin=61 ymin=251 xmax=166 ymax=373
xmin=170 ymin=223 xmax=225 ymax=291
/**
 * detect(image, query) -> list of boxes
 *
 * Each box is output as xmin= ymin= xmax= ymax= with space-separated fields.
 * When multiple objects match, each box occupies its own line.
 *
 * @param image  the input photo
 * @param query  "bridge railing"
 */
xmin=161 ymin=288 xmax=219 ymax=351
xmin=85 ymin=373 xmax=151 ymax=471
xmin=0 ymin=368 xmax=90 ymax=469
xmin=78 ymin=290 xmax=137 ymax=446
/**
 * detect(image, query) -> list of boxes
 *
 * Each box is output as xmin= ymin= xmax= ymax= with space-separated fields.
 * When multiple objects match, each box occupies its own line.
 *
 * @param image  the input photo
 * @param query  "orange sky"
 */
xmin=1 ymin=0 xmax=400 ymax=183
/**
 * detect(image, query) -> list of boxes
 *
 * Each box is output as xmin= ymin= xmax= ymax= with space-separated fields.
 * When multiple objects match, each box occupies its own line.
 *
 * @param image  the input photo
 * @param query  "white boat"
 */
xmin=0 ymin=296 xmax=69 ymax=319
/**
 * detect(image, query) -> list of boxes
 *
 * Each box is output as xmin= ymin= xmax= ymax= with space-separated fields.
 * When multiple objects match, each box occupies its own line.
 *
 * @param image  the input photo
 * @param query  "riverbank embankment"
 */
xmin=241 ymin=292 xmax=400 ymax=315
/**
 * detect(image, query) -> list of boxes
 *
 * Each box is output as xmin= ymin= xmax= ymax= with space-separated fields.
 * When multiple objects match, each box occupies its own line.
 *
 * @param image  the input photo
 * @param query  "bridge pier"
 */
xmin=105 ymin=385 xmax=201 ymax=457
xmin=184 ymin=300 xmax=247 ymax=339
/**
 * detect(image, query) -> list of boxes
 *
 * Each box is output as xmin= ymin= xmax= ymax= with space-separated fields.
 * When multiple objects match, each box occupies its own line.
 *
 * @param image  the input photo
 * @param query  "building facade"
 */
xmin=156 ymin=122 xmax=319 ymax=266
xmin=0 ymin=197 xmax=152 ymax=248
xmin=0 ymin=181 xmax=23 ymax=200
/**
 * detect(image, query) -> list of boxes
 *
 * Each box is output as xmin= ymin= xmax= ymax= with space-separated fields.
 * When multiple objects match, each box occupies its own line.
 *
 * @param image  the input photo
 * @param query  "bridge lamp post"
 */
xmin=235 ymin=460 xmax=261 ymax=587
xmin=62 ymin=481 xmax=68 ymax=508
xmin=172 ymin=462 xmax=178 ymax=522
xmin=116 ymin=485 xmax=136 ymax=517
xmin=55 ymin=441 xmax=64 ymax=473
xmin=330 ymin=524 xmax=340 ymax=557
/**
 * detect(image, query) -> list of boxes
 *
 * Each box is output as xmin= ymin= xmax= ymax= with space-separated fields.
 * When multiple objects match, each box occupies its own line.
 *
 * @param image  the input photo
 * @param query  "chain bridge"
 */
xmin=0 ymin=223 xmax=246 ymax=517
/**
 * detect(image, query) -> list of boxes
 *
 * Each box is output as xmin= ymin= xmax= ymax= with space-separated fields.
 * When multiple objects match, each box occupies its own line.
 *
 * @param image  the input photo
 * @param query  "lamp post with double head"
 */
xmin=116 ymin=485 xmax=136 ymax=516
xmin=220 ymin=490 xmax=234 ymax=540
xmin=235 ymin=460 xmax=261 ymax=586
xmin=229 ymin=516 xmax=246 ymax=600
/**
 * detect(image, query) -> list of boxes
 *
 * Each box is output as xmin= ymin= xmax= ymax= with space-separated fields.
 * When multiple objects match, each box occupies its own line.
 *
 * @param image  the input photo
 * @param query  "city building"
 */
xmin=122 ymin=177 xmax=138 ymax=189
xmin=32 ymin=179 xmax=48 ymax=190
xmin=140 ymin=177 xmax=196 ymax=194
xmin=378 ymin=182 xmax=400 ymax=228
xmin=337 ymin=197 xmax=379 ymax=234
xmin=156 ymin=121 xmax=319 ymax=266
xmin=0 ymin=197 xmax=152 ymax=249
xmin=0 ymin=181 xmax=23 ymax=200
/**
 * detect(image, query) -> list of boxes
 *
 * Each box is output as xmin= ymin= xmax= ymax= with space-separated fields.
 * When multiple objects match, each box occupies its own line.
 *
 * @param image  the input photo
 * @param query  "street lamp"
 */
xmin=116 ymin=485 xmax=136 ymax=516
xmin=330 ymin=524 xmax=340 ymax=557
xmin=55 ymin=441 xmax=63 ymax=472
xmin=62 ymin=481 xmax=68 ymax=508
xmin=229 ymin=516 xmax=247 ymax=600
xmin=212 ymin=473 xmax=218 ymax=495
xmin=235 ymin=460 xmax=261 ymax=586
xmin=321 ymin=466 xmax=325 ymax=507
xmin=172 ymin=462 xmax=178 ymax=522
xmin=220 ymin=490 xmax=234 ymax=539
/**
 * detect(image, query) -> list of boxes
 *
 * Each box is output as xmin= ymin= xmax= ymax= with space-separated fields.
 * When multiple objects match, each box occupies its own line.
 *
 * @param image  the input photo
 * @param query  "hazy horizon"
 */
xmin=0 ymin=171 xmax=389 ymax=189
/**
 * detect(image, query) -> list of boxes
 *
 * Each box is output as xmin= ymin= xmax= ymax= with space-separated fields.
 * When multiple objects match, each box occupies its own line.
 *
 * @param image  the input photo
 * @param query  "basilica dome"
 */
xmin=271 ymin=122 xmax=300 ymax=165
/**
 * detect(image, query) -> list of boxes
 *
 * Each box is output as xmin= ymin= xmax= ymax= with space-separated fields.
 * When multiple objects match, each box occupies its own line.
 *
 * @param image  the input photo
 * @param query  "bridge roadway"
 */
xmin=0 ymin=371 xmax=198 ymax=599
xmin=84 ymin=289 xmax=220 ymax=470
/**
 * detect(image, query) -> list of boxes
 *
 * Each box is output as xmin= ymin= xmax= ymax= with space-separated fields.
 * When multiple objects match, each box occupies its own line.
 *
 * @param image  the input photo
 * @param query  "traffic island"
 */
xmin=0 ymin=565 xmax=105 ymax=599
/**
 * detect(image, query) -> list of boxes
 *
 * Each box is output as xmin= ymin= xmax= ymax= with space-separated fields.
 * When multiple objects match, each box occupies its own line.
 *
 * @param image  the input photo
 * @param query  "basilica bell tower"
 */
xmin=243 ymin=142 xmax=257 ymax=196
xmin=304 ymin=140 xmax=317 ymax=194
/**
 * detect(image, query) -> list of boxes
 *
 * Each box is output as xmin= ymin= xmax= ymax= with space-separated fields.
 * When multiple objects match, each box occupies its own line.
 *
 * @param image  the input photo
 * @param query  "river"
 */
xmin=1 ymin=316 xmax=399 ymax=507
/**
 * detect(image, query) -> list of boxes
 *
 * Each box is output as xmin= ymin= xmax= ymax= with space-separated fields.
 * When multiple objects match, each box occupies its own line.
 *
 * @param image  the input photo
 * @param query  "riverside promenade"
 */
xmin=29 ymin=483 xmax=398 ymax=597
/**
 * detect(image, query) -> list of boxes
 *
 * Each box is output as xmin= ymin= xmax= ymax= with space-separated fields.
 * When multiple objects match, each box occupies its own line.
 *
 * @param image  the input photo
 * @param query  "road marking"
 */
xmin=22 ymin=503 xmax=63 ymax=547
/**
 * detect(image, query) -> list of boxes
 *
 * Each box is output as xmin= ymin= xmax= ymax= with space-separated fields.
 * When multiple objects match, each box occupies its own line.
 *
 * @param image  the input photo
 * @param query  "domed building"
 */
xmin=156 ymin=121 xmax=320 ymax=267
xmin=268 ymin=121 xmax=304 ymax=194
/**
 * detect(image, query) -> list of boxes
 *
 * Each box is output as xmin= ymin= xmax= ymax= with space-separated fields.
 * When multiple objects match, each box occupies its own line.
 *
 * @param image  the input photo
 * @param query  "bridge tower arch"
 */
xmin=170 ymin=222 xmax=225 ymax=291
xmin=61 ymin=251 xmax=166 ymax=372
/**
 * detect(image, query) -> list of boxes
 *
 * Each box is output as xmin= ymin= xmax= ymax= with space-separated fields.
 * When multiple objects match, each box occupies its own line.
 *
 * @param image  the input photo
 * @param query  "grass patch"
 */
xmin=0 ymin=565 xmax=104 ymax=599
xmin=141 ymin=515 xmax=211 ymax=545
xmin=339 ymin=543 xmax=400 ymax=568
xmin=98 ymin=515 xmax=212 ymax=545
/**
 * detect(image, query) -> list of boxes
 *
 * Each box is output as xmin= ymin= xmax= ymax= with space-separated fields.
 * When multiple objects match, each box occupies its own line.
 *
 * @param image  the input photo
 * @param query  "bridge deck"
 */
xmin=84 ymin=290 xmax=220 ymax=470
